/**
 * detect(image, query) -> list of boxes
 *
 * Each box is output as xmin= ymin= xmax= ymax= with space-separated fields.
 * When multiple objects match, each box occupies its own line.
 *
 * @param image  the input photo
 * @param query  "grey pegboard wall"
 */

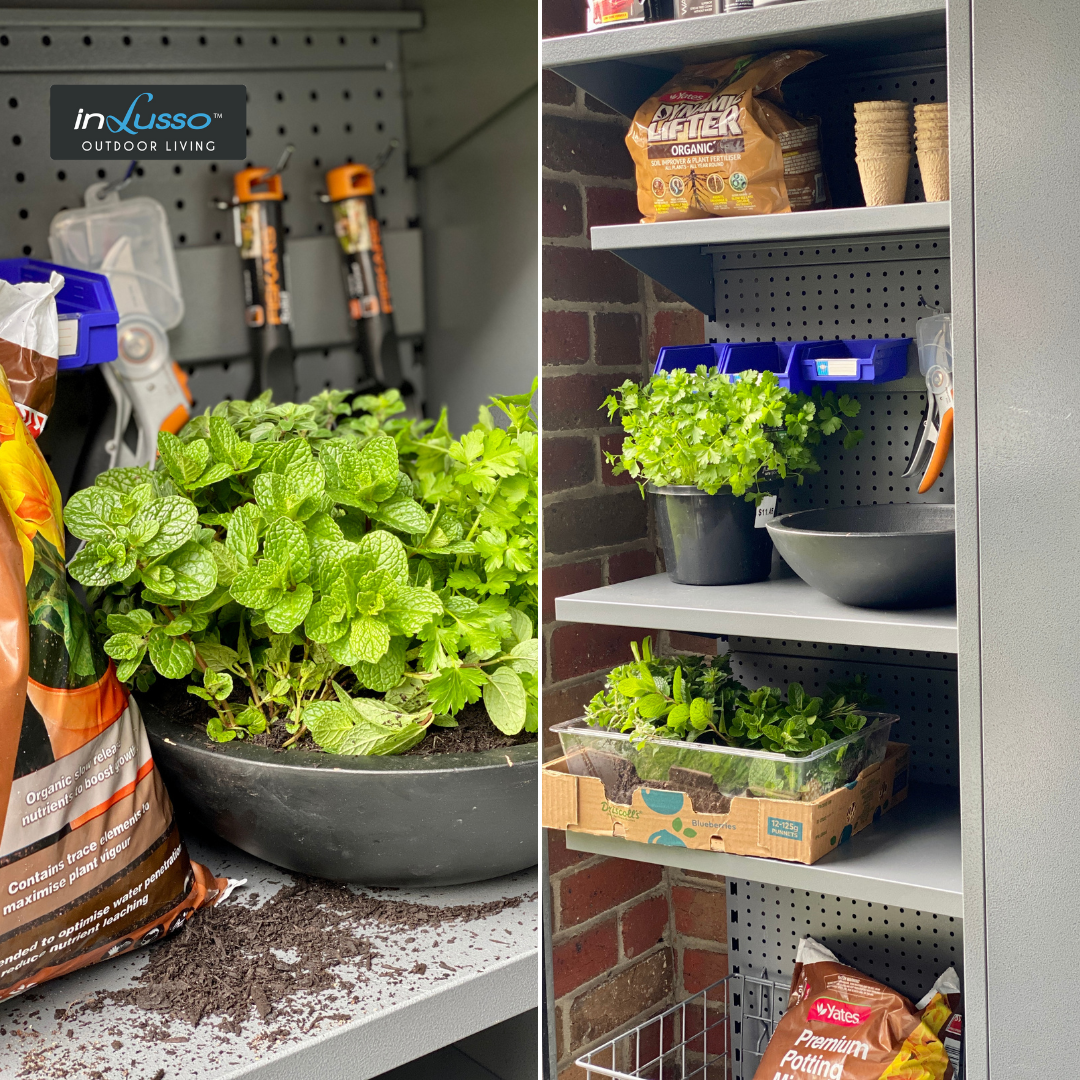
xmin=728 ymin=878 xmax=963 ymax=1080
xmin=0 ymin=10 xmax=421 ymax=410
xmin=725 ymin=636 xmax=958 ymax=787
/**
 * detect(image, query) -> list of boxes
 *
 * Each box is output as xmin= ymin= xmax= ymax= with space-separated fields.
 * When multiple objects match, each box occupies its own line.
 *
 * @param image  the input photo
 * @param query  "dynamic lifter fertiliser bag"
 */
xmin=754 ymin=938 xmax=960 ymax=1080
xmin=0 ymin=280 xmax=224 ymax=1000
xmin=626 ymin=50 xmax=826 ymax=222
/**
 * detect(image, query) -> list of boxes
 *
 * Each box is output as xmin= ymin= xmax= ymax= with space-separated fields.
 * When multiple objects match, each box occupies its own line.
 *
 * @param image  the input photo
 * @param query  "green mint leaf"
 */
xmin=94 ymin=466 xmax=155 ymax=496
xmin=196 ymin=641 xmax=241 ymax=672
xmin=106 ymin=609 xmax=154 ymax=636
xmin=137 ymin=496 xmax=199 ymax=557
xmin=369 ymin=496 xmax=429 ymax=535
xmin=226 ymin=503 xmax=261 ymax=565
xmin=339 ymin=720 xmax=427 ymax=756
xmin=304 ymin=701 xmax=357 ymax=754
xmin=115 ymin=655 xmax=144 ymax=683
xmin=64 ymin=487 xmax=121 ymax=541
xmin=348 ymin=615 xmax=391 ymax=665
xmin=189 ymin=462 xmax=233 ymax=490
xmin=384 ymin=586 xmax=443 ymax=637
xmin=507 ymin=637 xmax=539 ymax=674
xmin=163 ymin=540 xmax=219 ymax=600
xmin=103 ymin=633 xmax=145 ymax=662
xmin=483 ymin=667 xmax=527 ymax=735
xmin=508 ymin=608 xmax=533 ymax=644
xmin=264 ymin=517 xmax=311 ymax=583
xmin=357 ymin=529 xmax=408 ymax=582
xmin=147 ymin=627 xmax=196 ymax=680
xmin=209 ymin=415 xmax=254 ymax=470
xmin=68 ymin=542 xmax=133 ymax=586
xmin=265 ymin=583 xmax=314 ymax=633
xmin=203 ymin=670 xmax=233 ymax=702
xmin=231 ymin=561 xmax=286 ymax=610
xmin=350 ymin=637 xmax=406 ymax=693
xmin=304 ymin=593 xmax=348 ymax=644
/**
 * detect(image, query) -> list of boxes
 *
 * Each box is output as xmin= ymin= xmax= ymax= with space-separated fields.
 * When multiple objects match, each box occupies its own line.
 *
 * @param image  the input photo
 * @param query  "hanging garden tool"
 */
xmin=230 ymin=145 xmax=298 ymax=402
xmin=903 ymin=309 xmax=954 ymax=494
xmin=323 ymin=145 xmax=402 ymax=390
xmin=49 ymin=165 xmax=193 ymax=470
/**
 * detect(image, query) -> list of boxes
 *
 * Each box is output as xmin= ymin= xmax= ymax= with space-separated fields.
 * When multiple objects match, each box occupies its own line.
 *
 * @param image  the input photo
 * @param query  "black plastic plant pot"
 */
xmin=650 ymin=484 xmax=773 ymax=586
xmin=142 ymin=700 xmax=538 ymax=887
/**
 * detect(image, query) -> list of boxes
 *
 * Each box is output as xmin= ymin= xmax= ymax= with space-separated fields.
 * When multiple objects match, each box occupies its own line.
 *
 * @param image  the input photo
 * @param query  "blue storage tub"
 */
xmin=654 ymin=341 xmax=808 ymax=395
xmin=795 ymin=338 xmax=911 ymax=385
xmin=0 ymin=258 xmax=118 ymax=370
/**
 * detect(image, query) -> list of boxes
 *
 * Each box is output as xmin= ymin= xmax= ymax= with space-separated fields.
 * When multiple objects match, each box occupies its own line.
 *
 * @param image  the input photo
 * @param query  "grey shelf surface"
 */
xmin=543 ymin=0 xmax=946 ymax=117
xmin=565 ymin=784 xmax=961 ymax=917
xmin=589 ymin=203 xmax=950 ymax=316
xmin=0 ymin=830 xmax=538 ymax=1080
xmin=555 ymin=573 xmax=958 ymax=653
xmin=592 ymin=201 xmax=951 ymax=252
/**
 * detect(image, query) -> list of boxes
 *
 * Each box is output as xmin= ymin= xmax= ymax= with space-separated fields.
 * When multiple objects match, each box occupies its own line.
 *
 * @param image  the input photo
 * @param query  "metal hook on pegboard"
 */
xmin=96 ymin=160 xmax=138 ymax=200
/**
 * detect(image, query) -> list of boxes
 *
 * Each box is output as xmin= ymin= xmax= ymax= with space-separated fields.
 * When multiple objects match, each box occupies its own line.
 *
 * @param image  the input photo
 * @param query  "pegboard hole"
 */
xmin=0 ymin=37 xmax=7 ymax=47
xmin=305 ymin=35 xmax=313 ymax=45
xmin=123 ymin=35 xmax=131 ymax=46
xmin=339 ymin=35 xmax=347 ymax=46
xmin=310 ymin=90 xmax=319 ymax=101
xmin=343 ymin=89 xmax=351 ymax=101
xmin=270 ymin=35 xmax=279 ymax=46
xmin=7 ymin=98 xmax=16 ymax=109
xmin=41 ymin=35 xmax=51 ymax=47
xmin=15 ymin=173 xmax=23 ymax=183
xmin=161 ymin=35 xmax=170 ymax=46
xmin=21 ymin=246 xmax=30 ymax=256
xmin=174 ymin=165 xmax=182 ymax=175
xmin=199 ymin=35 xmax=207 ymax=46
xmin=235 ymin=35 xmax=244 ymax=46
xmin=56 ymin=171 xmax=65 ymax=181
xmin=371 ymin=35 xmax=379 ymax=45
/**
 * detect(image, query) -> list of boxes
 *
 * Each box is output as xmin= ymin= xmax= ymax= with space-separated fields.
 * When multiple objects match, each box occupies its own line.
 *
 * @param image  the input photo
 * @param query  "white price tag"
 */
xmin=755 ymin=495 xmax=777 ymax=528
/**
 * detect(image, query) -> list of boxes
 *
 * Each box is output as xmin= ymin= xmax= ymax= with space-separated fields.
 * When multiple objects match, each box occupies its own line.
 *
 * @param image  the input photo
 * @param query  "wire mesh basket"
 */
xmin=575 ymin=971 xmax=790 ymax=1080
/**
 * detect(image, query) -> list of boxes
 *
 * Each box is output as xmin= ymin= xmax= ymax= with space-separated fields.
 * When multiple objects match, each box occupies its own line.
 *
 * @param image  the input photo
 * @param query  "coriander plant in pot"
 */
xmin=68 ymin=386 xmax=539 ymax=886
xmin=603 ymin=367 xmax=863 ymax=585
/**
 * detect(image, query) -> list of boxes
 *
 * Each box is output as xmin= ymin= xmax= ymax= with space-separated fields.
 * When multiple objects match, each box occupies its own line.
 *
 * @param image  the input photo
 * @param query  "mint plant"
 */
xmin=68 ymin=385 xmax=538 ymax=754
xmin=602 ymin=367 xmax=863 ymax=498
xmin=581 ymin=638 xmax=886 ymax=797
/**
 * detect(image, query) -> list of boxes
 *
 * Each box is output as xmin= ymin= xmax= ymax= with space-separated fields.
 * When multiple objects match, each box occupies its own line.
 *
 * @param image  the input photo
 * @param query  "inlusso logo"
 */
xmin=52 ymin=84 xmax=246 ymax=160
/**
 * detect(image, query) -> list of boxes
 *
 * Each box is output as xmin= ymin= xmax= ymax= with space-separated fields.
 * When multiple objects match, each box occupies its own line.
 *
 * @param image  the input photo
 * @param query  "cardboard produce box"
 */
xmin=542 ymin=742 xmax=909 ymax=865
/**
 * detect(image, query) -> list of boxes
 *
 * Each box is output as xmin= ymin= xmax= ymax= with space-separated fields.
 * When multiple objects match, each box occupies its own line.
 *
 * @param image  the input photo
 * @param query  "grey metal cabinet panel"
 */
xmin=971 ymin=1 xmax=1080 ymax=1076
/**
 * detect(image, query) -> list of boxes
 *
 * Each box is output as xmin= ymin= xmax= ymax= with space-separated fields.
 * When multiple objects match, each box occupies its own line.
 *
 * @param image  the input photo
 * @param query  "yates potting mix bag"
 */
xmin=0 ymin=361 xmax=225 ymax=1000
xmin=0 ymin=272 xmax=65 ymax=439
xmin=626 ymin=51 xmax=824 ymax=222
xmin=754 ymin=938 xmax=960 ymax=1080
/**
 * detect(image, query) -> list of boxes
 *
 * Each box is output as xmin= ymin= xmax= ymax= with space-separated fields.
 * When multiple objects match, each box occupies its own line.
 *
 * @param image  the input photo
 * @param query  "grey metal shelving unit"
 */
xmin=539 ymin=0 xmax=1052 ymax=1075
xmin=0 ymin=831 xmax=538 ymax=1080
xmin=556 ymin=574 xmax=958 ymax=651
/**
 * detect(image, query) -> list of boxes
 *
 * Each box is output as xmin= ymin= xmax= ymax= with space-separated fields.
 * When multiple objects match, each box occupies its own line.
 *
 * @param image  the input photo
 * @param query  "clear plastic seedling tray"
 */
xmin=575 ymin=972 xmax=790 ymax=1080
xmin=553 ymin=713 xmax=897 ymax=805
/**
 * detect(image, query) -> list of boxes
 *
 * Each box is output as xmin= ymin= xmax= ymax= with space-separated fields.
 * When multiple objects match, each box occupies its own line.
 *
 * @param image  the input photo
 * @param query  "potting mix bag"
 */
xmin=0 ymin=272 xmax=65 ymax=438
xmin=0 ymin=359 xmax=226 ymax=1000
xmin=626 ymin=50 xmax=824 ymax=222
xmin=754 ymin=938 xmax=960 ymax=1080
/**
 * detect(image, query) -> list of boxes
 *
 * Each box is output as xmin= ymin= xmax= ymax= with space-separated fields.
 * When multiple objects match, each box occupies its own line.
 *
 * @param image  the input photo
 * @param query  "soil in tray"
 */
xmin=144 ymin=677 xmax=535 ymax=757
xmin=580 ymin=749 xmax=734 ymax=815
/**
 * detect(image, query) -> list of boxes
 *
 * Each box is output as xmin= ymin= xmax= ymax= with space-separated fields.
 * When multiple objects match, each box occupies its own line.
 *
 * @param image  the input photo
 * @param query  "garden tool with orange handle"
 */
xmin=902 ymin=311 xmax=953 ymax=494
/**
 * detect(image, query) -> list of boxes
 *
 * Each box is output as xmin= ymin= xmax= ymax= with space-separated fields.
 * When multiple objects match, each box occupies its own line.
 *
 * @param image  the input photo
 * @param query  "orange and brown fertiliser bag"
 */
xmin=755 ymin=938 xmax=959 ymax=1080
xmin=626 ymin=50 xmax=825 ymax=222
xmin=0 ymin=361 xmax=224 ymax=999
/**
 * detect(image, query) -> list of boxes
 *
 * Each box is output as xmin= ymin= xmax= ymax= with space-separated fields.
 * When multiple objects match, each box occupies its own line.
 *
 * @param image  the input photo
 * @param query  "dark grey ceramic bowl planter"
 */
xmin=142 ymin=700 xmax=538 ymax=887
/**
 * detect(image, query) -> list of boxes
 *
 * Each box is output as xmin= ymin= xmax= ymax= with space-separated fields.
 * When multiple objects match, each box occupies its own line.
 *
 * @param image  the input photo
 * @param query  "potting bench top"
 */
xmin=0 ymin=829 xmax=538 ymax=1080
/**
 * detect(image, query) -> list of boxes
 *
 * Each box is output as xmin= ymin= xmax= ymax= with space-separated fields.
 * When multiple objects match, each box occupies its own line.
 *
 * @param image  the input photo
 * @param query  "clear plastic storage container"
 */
xmin=552 ymin=713 xmax=897 ymax=804
xmin=48 ymin=185 xmax=184 ymax=330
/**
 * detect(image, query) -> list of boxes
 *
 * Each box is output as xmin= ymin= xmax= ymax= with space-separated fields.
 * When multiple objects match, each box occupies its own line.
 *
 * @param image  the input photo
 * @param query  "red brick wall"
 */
xmin=542 ymin=21 xmax=726 ymax=1071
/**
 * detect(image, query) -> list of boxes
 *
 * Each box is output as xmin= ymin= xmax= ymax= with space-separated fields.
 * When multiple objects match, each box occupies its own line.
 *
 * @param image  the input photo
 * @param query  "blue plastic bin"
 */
xmin=795 ymin=338 xmax=911 ymax=385
xmin=0 ymin=259 xmax=118 ymax=370
xmin=654 ymin=341 xmax=808 ymax=395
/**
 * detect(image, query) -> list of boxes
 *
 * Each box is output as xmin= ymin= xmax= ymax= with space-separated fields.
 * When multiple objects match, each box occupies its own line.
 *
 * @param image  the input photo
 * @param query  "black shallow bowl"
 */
xmin=143 ymin=701 xmax=538 ymax=886
xmin=766 ymin=503 xmax=956 ymax=609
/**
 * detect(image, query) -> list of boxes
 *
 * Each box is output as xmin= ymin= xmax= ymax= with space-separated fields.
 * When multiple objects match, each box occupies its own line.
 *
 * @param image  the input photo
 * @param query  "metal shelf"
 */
xmin=543 ymin=0 xmax=946 ymax=117
xmin=0 ymin=830 xmax=538 ymax=1080
xmin=554 ymin=573 xmax=958 ymax=653
xmin=589 ymin=202 xmax=950 ymax=316
xmin=565 ymin=783 xmax=961 ymax=917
